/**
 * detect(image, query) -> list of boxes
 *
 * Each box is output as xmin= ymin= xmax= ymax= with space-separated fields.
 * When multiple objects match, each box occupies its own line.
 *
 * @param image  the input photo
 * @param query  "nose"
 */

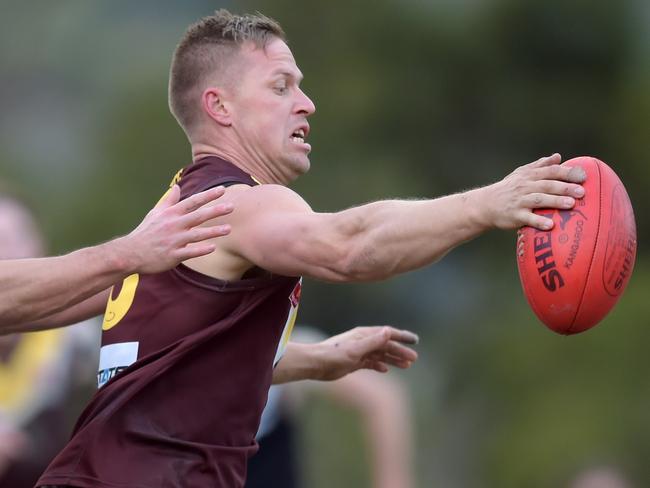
xmin=295 ymin=88 xmax=316 ymax=116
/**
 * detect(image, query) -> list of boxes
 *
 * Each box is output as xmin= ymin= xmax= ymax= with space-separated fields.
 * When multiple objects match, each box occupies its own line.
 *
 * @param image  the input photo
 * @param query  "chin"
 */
xmin=299 ymin=158 xmax=311 ymax=173
xmin=288 ymin=157 xmax=311 ymax=178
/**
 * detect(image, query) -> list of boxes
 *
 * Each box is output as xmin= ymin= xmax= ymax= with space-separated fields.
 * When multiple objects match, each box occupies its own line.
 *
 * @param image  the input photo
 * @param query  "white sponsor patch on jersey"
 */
xmin=97 ymin=342 xmax=139 ymax=388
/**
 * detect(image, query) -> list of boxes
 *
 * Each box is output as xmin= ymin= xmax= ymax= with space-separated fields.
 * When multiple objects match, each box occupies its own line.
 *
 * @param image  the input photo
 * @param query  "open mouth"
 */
xmin=290 ymin=128 xmax=306 ymax=144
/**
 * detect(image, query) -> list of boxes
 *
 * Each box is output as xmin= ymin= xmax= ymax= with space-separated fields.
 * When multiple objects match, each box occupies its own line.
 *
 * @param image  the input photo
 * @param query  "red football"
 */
xmin=516 ymin=156 xmax=637 ymax=334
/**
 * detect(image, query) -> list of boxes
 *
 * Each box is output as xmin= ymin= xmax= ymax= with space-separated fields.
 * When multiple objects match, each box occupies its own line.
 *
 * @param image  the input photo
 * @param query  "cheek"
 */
xmin=237 ymin=97 xmax=289 ymax=148
xmin=240 ymin=112 xmax=273 ymax=139
xmin=258 ymin=114 xmax=286 ymax=143
xmin=252 ymin=117 xmax=282 ymax=145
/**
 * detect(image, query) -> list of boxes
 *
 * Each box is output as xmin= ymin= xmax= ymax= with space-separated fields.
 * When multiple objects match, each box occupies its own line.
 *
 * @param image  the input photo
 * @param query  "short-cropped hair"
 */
xmin=169 ymin=9 xmax=285 ymax=133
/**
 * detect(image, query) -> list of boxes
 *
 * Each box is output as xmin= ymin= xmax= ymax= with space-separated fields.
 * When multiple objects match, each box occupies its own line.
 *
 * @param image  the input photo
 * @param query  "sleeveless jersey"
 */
xmin=37 ymin=156 xmax=302 ymax=488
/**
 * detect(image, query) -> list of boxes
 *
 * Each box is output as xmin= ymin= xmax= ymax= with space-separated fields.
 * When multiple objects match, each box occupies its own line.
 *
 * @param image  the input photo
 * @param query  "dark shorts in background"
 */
xmin=245 ymin=415 xmax=299 ymax=488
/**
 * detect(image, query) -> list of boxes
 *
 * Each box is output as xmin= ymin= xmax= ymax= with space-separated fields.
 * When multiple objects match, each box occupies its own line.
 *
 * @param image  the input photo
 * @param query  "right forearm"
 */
xmin=0 ymin=240 xmax=131 ymax=329
xmin=333 ymin=155 xmax=587 ymax=282
xmin=338 ymin=188 xmax=490 ymax=281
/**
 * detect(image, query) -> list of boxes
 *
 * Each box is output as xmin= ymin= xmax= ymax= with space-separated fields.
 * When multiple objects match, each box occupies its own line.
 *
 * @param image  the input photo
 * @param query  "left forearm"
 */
xmin=272 ymin=342 xmax=324 ymax=384
xmin=273 ymin=327 xmax=418 ymax=384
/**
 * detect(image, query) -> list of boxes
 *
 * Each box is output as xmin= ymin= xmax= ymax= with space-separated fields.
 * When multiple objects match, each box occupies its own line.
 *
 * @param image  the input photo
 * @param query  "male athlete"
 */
xmin=36 ymin=10 xmax=586 ymax=488
xmin=0 ymin=184 xmax=232 ymax=331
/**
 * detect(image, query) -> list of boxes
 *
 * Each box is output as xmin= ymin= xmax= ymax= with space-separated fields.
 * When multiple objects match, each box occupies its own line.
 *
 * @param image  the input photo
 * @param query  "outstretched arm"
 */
xmin=211 ymin=154 xmax=587 ymax=283
xmin=0 ymin=185 xmax=233 ymax=330
xmin=272 ymin=326 xmax=419 ymax=384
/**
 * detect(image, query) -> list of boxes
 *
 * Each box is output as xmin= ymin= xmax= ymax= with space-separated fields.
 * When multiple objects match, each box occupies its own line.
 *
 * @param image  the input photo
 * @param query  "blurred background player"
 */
xmin=569 ymin=465 xmax=635 ymax=488
xmin=0 ymin=188 xmax=100 ymax=488
xmin=247 ymin=326 xmax=415 ymax=488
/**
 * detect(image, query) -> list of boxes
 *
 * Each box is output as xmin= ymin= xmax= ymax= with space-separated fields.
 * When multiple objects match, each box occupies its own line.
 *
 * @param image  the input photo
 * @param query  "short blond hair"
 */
xmin=169 ymin=9 xmax=286 ymax=133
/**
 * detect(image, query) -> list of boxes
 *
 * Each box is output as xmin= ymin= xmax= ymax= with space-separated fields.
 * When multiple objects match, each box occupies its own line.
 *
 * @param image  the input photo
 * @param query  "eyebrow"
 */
xmin=271 ymin=70 xmax=304 ymax=84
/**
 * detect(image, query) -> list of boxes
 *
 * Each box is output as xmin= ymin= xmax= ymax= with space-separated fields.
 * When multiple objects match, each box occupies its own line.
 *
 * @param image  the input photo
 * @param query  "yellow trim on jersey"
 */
xmin=154 ymin=168 xmax=184 ymax=207
xmin=273 ymin=279 xmax=302 ymax=366
xmin=169 ymin=168 xmax=184 ymax=187
xmin=155 ymin=168 xmax=185 ymax=206
xmin=280 ymin=303 xmax=298 ymax=352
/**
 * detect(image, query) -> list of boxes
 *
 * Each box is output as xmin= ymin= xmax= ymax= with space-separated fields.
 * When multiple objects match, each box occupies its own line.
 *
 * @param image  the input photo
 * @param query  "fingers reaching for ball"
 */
xmin=477 ymin=153 xmax=587 ymax=231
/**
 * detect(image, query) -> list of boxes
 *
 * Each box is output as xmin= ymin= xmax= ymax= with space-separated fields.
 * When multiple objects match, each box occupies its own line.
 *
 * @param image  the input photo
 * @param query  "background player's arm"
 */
xmin=0 ymin=185 xmax=233 ymax=331
xmin=1 ymin=290 xmax=110 ymax=335
xmin=323 ymin=370 xmax=415 ymax=488
xmin=219 ymin=154 xmax=586 ymax=282
xmin=0 ymin=246 xmax=135 ymax=330
xmin=272 ymin=327 xmax=419 ymax=384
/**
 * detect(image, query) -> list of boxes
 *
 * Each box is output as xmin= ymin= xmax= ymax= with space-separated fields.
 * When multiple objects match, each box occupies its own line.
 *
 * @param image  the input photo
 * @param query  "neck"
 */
xmin=191 ymin=142 xmax=291 ymax=185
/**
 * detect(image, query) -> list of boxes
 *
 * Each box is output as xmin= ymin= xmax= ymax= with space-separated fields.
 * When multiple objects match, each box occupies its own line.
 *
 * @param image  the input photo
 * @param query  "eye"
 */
xmin=273 ymin=78 xmax=289 ymax=95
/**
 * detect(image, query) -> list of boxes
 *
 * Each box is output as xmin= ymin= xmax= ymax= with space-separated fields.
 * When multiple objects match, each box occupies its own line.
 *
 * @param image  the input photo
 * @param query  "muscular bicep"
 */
xmin=226 ymin=185 xmax=357 ymax=282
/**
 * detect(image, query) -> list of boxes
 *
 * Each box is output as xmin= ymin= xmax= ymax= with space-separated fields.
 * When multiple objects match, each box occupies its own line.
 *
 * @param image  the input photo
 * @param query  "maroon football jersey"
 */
xmin=38 ymin=157 xmax=302 ymax=488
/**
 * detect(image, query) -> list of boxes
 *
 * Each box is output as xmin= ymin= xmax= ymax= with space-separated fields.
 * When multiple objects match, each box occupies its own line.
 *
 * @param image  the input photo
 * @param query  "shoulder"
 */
xmin=225 ymin=184 xmax=313 ymax=214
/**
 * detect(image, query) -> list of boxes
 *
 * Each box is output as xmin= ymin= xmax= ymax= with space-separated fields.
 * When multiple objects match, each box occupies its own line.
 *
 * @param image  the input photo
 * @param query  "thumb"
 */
xmin=155 ymin=185 xmax=181 ymax=210
xmin=352 ymin=327 xmax=390 ymax=358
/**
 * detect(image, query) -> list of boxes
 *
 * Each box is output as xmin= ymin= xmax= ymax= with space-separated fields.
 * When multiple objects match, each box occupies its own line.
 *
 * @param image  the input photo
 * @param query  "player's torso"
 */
xmin=38 ymin=151 xmax=304 ymax=488
xmin=97 ymin=156 xmax=301 ymax=388
xmin=98 ymin=266 xmax=245 ymax=386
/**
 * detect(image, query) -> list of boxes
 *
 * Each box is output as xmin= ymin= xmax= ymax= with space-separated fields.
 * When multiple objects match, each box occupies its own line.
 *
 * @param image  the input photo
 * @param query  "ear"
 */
xmin=202 ymin=87 xmax=232 ymax=127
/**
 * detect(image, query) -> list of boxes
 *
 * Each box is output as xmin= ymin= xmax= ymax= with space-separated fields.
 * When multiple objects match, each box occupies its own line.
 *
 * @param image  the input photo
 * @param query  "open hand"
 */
xmin=478 ymin=153 xmax=586 ymax=231
xmin=315 ymin=326 xmax=419 ymax=381
xmin=119 ymin=185 xmax=234 ymax=274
